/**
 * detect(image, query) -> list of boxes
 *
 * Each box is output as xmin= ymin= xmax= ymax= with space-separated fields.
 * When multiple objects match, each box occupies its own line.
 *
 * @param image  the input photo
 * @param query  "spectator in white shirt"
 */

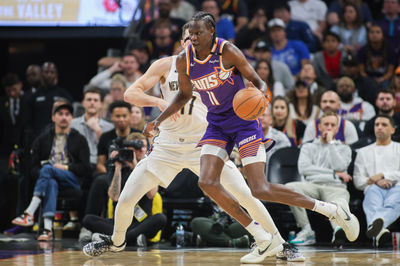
xmin=353 ymin=114 xmax=400 ymax=248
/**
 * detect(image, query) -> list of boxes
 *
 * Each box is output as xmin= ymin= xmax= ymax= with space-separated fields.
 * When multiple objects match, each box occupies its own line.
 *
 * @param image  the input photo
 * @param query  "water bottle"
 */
xmin=176 ymin=223 xmax=185 ymax=248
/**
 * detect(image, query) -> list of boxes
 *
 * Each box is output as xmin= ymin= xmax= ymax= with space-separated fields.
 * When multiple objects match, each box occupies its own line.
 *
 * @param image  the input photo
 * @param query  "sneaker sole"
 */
xmin=12 ymin=221 xmax=34 ymax=227
xmin=366 ymin=218 xmax=384 ymax=239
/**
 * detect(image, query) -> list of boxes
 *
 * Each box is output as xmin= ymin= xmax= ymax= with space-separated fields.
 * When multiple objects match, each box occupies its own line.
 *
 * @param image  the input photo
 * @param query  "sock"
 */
xmin=245 ymin=221 xmax=271 ymax=243
xmin=111 ymin=231 xmax=126 ymax=247
xmin=25 ymin=196 xmax=41 ymax=216
xmin=44 ymin=217 xmax=53 ymax=231
xmin=312 ymin=200 xmax=337 ymax=218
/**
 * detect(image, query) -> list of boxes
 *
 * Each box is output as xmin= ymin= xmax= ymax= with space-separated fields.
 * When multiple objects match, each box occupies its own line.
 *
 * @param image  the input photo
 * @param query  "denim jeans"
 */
xmin=33 ymin=164 xmax=80 ymax=217
xmin=363 ymin=184 xmax=400 ymax=228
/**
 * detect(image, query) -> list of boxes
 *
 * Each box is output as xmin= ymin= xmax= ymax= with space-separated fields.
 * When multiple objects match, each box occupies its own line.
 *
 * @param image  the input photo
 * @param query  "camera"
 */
xmin=108 ymin=137 xmax=144 ymax=163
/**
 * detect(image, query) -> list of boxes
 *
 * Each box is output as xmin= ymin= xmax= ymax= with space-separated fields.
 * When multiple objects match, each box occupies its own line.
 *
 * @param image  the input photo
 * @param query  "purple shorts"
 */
xmin=198 ymin=109 xmax=275 ymax=158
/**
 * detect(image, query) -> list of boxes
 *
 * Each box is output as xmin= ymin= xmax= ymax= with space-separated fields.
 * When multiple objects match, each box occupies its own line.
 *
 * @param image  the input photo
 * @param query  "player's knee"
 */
xmin=251 ymin=184 xmax=273 ymax=200
xmin=198 ymin=179 xmax=221 ymax=194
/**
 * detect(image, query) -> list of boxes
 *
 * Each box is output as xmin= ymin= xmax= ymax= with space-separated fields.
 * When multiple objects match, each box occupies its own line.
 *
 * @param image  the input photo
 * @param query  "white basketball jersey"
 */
xmin=158 ymin=56 xmax=208 ymax=140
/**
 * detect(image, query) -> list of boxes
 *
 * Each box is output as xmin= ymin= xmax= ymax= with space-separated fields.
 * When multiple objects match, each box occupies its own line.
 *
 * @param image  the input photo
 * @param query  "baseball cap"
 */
xmin=343 ymin=53 xmax=358 ymax=66
xmin=53 ymin=102 xmax=73 ymax=115
xmin=254 ymin=41 xmax=271 ymax=52
xmin=395 ymin=65 xmax=400 ymax=75
xmin=268 ymin=18 xmax=286 ymax=29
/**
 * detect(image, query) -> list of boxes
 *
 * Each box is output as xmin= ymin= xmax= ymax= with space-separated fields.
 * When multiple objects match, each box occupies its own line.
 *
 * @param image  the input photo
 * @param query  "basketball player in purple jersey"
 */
xmin=145 ymin=12 xmax=359 ymax=263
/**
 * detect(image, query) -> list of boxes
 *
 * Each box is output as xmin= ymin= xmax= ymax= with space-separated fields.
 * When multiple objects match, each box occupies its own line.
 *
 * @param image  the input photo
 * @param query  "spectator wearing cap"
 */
xmin=273 ymin=3 xmax=318 ymax=52
xmin=391 ymin=66 xmax=400 ymax=113
xmin=339 ymin=53 xmax=379 ymax=106
xmin=288 ymin=0 xmax=327 ymax=42
xmin=269 ymin=18 xmax=310 ymax=76
xmin=363 ymin=89 xmax=400 ymax=140
xmin=252 ymin=40 xmax=295 ymax=92
xmin=202 ymin=0 xmax=235 ymax=42
xmin=312 ymin=32 xmax=346 ymax=90
xmin=375 ymin=0 xmax=400 ymax=56
xmin=235 ymin=7 xmax=268 ymax=50
xmin=11 ymin=102 xmax=91 ymax=241
xmin=336 ymin=76 xmax=376 ymax=130
xmin=288 ymin=80 xmax=321 ymax=125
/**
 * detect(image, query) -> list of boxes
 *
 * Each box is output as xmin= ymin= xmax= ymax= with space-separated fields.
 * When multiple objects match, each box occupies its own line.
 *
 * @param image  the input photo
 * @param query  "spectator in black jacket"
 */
xmin=11 ymin=102 xmax=90 ymax=241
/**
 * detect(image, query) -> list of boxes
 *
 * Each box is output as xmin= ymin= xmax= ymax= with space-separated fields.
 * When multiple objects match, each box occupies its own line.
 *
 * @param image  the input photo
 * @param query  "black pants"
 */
xmin=85 ymin=174 xmax=109 ymax=216
xmin=83 ymin=213 xmax=167 ymax=245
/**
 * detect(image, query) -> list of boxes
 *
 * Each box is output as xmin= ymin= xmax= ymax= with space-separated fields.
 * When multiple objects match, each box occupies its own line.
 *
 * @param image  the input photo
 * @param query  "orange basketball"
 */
xmin=233 ymin=87 xmax=268 ymax=121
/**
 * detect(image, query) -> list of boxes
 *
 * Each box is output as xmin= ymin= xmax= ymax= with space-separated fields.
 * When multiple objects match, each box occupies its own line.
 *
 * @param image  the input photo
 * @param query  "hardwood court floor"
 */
xmin=0 ymin=247 xmax=399 ymax=266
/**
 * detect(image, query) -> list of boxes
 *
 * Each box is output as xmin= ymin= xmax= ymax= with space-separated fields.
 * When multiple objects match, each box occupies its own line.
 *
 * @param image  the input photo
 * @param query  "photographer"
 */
xmin=81 ymin=133 xmax=166 ymax=246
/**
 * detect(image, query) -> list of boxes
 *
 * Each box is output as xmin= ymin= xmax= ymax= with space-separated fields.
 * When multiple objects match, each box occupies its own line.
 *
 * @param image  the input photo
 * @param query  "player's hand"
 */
xmin=335 ymin=172 xmax=352 ymax=183
xmin=157 ymin=99 xmax=180 ymax=121
xmin=143 ymin=120 xmax=159 ymax=138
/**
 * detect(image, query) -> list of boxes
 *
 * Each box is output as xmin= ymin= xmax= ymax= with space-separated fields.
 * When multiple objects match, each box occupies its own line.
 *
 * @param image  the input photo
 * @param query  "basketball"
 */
xmin=233 ymin=87 xmax=268 ymax=121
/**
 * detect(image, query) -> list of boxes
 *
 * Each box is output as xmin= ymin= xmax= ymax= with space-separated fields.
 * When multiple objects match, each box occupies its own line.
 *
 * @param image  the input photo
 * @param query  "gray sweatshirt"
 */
xmin=298 ymin=138 xmax=351 ymax=186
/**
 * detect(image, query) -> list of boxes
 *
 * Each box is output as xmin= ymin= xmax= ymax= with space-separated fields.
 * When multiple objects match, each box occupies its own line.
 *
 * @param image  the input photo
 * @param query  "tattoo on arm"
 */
xmin=108 ymin=168 xmax=122 ymax=201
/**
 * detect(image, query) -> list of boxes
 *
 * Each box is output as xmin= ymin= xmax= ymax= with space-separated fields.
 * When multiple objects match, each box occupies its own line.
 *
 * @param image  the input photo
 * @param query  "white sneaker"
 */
xmin=79 ymin=227 xmax=92 ymax=243
xmin=330 ymin=198 xmax=360 ymax=242
xmin=289 ymin=228 xmax=316 ymax=246
xmin=240 ymin=234 xmax=284 ymax=264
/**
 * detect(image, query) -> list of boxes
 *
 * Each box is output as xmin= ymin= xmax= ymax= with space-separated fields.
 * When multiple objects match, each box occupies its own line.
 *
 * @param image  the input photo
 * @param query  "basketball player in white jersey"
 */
xmin=83 ymin=24 xmax=304 ymax=263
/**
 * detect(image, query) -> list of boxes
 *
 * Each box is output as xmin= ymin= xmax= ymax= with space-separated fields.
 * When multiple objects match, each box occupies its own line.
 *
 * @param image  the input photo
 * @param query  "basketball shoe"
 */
xmin=240 ymin=233 xmax=284 ymax=264
xmin=83 ymin=234 xmax=126 ymax=257
xmin=330 ymin=198 xmax=360 ymax=242
xmin=12 ymin=213 xmax=34 ymax=227
xmin=276 ymin=242 xmax=305 ymax=262
xmin=289 ymin=228 xmax=316 ymax=246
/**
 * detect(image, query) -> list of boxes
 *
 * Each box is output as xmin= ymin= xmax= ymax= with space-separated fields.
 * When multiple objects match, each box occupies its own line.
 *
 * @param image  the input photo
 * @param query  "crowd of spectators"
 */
xmin=1 ymin=0 xmax=400 ymax=248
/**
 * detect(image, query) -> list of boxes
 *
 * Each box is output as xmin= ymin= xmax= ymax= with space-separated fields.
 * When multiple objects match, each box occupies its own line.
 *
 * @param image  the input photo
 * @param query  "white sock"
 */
xmin=245 ymin=220 xmax=271 ymax=243
xmin=312 ymin=200 xmax=337 ymax=218
xmin=25 ymin=196 xmax=41 ymax=216
xmin=44 ymin=217 xmax=53 ymax=231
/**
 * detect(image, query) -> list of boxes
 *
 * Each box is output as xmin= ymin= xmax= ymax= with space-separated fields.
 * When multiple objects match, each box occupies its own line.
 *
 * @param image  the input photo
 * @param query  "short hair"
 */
xmin=126 ymin=132 xmax=146 ymax=141
xmin=182 ymin=22 xmax=190 ymax=40
xmin=337 ymin=76 xmax=355 ymax=88
xmin=109 ymin=100 xmax=132 ymax=114
xmin=122 ymin=52 xmax=139 ymax=64
xmin=111 ymin=74 xmax=127 ymax=89
xmin=375 ymin=114 xmax=395 ymax=128
xmin=320 ymin=111 xmax=339 ymax=123
xmin=83 ymin=87 xmax=102 ymax=100
xmin=191 ymin=11 xmax=217 ymax=44
xmin=377 ymin=88 xmax=395 ymax=99
xmin=273 ymin=3 xmax=290 ymax=13
xmin=2 ymin=73 xmax=20 ymax=89
xmin=323 ymin=31 xmax=340 ymax=43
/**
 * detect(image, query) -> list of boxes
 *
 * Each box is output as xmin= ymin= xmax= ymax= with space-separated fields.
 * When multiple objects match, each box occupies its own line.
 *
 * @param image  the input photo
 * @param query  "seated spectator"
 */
xmin=100 ymin=74 xmax=127 ymax=121
xmin=288 ymin=0 xmax=327 ymax=41
xmin=375 ymin=0 xmax=400 ymax=56
xmin=202 ymin=0 xmax=235 ymax=42
xmin=141 ymin=0 xmax=186 ymax=43
xmin=27 ymin=62 xmax=73 ymax=138
xmin=82 ymin=133 xmax=166 ymax=246
xmin=269 ymin=18 xmax=310 ymax=76
xmin=363 ymin=89 xmax=400 ymax=139
xmin=216 ymin=0 xmax=248 ymax=32
xmin=312 ymin=32 xmax=345 ymax=90
xmin=354 ymin=114 xmax=400 ymax=248
xmin=235 ymin=7 xmax=268 ymax=51
xmin=260 ymin=107 xmax=291 ymax=176
xmin=252 ymin=40 xmax=295 ymax=91
xmin=191 ymin=205 xmax=250 ymax=248
xmin=336 ymin=76 xmax=376 ymax=130
xmin=12 ymin=102 xmax=90 ymax=241
xmin=330 ymin=3 xmax=367 ymax=54
xmin=255 ymin=59 xmax=285 ymax=98
xmin=392 ymin=66 xmax=400 ymax=112
xmin=357 ymin=24 xmax=396 ymax=88
xmin=170 ymin=0 xmax=196 ymax=21
xmin=24 ymin=64 xmax=41 ymax=96
xmin=327 ymin=0 xmax=373 ymax=27
xmin=147 ymin=21 xmax=181 ymax=60
xmin=89 ymin=53 xmax=142 ymax=93
xmin=303 ymin=91 xmax=359 ymax=145
xmin=131 ymin=105 xmax=146 ymax=132
xmin=287 ymin=80 xmax=321 ymax=126
xmin=272 ymin=96 xmax=306 ymax=147
xmin=298 ymin=63 xmax=326 ymax=104
xmin=286 ymin=112 xmax=352 ymax=246
xmin=339 ymin=53 xmax=379 ymax=105
xmin=273 ymin=3 xmax=318 ymax=52
xmin=71 ymin=88 xmax=114 ymax=169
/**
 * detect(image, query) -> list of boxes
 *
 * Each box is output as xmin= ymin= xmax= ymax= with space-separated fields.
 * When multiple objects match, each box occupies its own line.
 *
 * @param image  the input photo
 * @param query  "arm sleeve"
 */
xmin=344 ymin=120 xmax=359 ymax=144
xmin=326 ymin=143 xmax=352 ymax=171
xmin=353 ymin=150 xmax=370 ymax=191
xmin=69 ymin=136 xmax=91 ymax=178
xmin=89 ymin=69 xmax=112 ymax=91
